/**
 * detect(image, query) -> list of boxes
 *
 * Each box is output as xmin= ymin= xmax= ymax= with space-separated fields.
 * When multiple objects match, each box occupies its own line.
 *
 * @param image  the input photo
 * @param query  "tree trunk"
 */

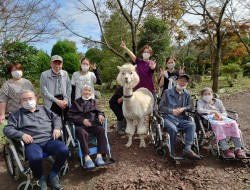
xmin=212 ymin=45 xmax=221 ymax=93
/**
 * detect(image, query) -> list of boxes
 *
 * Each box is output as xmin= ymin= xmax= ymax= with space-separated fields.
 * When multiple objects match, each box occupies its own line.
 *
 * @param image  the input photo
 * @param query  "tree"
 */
xmin=59 ymin=0 xmax=150 ymax=61
xmin=186 ymin=0 xmax=232 ymax=92
xmin=0 ymin=0 xmax=60 ymax=60
xmin=137 ymin=15 xmax=171 ymax=64
xmin=85 ymin=48 xmax=103 ymax=64
xmin=51 ymin=40 xmax=80 ymax=75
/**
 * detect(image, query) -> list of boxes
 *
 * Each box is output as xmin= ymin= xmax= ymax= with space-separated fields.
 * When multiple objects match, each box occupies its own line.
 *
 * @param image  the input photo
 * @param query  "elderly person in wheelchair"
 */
xmin=159 ymin=74 xmax=200 ymax=159
xmin=197 ymin=87 xmax=247 ymax=159
xmin=68 ymin=85 xmax=107 ymax=170
xmin=3 ymin=90 xmax=68 ymax=190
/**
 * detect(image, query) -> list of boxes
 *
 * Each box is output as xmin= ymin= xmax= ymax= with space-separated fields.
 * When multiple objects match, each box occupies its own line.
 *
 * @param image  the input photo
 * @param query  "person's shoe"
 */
xmin=85 ymin=159 xmax=95 ymax=170
xmin=95 ymin=157 xmax=105 ymax=166
xmin=235 ymin=149 xmax=247 ymax=159
xmin=223 ymin=149 xmax=235 ymax=158
xmin=37 ymin=178 xmax=48 ymax=190
xmin=182 ymin=150 xmax=200 ymax=159
xmin=48 ymin=175 xmax=63 ymax=190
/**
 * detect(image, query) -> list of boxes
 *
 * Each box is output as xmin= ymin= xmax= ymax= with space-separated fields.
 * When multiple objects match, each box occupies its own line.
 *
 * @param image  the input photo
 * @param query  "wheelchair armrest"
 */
xmin=7 ymin=138 xmax=26 ymax=159
xmin=226 ymin=109 xmax=237 ymax=114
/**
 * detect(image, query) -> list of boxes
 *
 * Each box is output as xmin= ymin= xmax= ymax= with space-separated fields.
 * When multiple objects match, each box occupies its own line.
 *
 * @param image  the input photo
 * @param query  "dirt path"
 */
xmin=0 ymin=91 xmax=250 ymax=190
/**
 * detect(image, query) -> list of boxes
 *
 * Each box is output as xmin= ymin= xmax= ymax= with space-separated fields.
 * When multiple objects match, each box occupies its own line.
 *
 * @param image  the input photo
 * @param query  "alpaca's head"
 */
xmin=117 ymin=64 xmax=140 ymax=88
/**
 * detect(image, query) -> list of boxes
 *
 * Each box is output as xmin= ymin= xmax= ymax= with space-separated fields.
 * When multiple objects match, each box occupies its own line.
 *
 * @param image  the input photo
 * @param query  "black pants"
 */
xmin=76 ymin=125 xmax=108 ymax=155
xmin=109 ymin=103 xmax=124 ymax=121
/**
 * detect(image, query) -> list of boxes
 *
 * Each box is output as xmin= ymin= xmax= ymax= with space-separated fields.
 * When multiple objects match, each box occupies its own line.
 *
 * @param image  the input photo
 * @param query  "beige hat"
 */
xmin=51 ymin=55 xmax=63 ymax=62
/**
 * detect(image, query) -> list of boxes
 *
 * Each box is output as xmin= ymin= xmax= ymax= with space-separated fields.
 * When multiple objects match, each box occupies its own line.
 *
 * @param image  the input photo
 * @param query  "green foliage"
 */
xmin=137 ymin=16 xmax=171 ymax=65
xmin=243 ymin=64 xmax=250 ymax=78
xmin=62 ymin=53 xmax=80 ymax=76
xmin=51 ymin=40 xmax=80 ymax=75
xmin=85 ymin=48 xmax=103 ymax=63
xmin=221 ymin=63 xmax=242 ymax=87
xmin=51 ymin=40 xmax=77 ymax=56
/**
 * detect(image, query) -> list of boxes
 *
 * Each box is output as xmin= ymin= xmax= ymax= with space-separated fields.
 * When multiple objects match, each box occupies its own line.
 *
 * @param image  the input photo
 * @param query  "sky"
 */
xmin=33 ymin=1 xmax=101 ymax=55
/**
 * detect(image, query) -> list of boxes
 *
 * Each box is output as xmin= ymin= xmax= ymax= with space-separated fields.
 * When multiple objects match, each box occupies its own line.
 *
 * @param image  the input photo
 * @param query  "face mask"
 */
xmin=81 ymin=65 xmax=89 ymax=71
xmin=203 ymin=95 xmax=213 ymax=102
xmin=52 ymin=68 xmax=61 ymax=74
xmin=11 ymin=70 xmax=23 ymax=79
xmin=167 ymin=64 xmax=175 ymax=69
xmin=82 ymin=96 xmax=91 ymax=101
xmin=142 ymin=53 xmax=150 ymax=60
xmin=176 ymin=84 xmax=186 ymax=90
xmin=22 ymin=100 xmax=36 ymax=110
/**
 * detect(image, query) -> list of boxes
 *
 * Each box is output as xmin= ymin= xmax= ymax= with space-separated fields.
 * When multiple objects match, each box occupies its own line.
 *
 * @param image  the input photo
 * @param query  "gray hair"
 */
xmin=19 ymin=90 xmax=36 ymax=100
xmin=80 ymin=84 xmax=92 ymax=94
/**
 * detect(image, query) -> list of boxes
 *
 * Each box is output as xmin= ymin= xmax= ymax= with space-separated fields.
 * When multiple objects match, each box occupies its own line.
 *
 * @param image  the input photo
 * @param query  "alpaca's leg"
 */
xmin=137 ymin=119 xmax=148 ymax=148
xmin=125 ymin=119 xmax=135 ymax=148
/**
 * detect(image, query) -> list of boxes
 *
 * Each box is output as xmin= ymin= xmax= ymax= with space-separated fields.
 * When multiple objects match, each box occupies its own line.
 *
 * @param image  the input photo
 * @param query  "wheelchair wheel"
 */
xmin=17 ymin=181 xmax=33 ymax=190
xmin=149 ymin=116 xmax=159 ymax=146
xmin=58 ymin=165 xmax=69 ymax=177
xmin=3 ymin=143 xmax=21 ymax=181
xmin=156 ymin=147 xmax=167 ymax=157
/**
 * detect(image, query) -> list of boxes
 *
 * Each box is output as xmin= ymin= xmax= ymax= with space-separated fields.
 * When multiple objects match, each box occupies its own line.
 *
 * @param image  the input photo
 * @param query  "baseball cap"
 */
xmin=178 ymin=74 xmax=189 ymax=82
xmin=51 ymin=55 xmax=63 ymax=62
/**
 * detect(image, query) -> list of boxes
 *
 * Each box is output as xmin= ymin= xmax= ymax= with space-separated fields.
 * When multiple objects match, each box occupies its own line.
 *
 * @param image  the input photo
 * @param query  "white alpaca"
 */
xmin=117 ymin=64 xmax=154 ymax=148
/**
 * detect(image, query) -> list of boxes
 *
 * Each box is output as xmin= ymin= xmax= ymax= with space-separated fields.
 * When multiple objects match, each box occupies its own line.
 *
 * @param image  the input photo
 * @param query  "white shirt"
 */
xmin=71 ymin=71 xmax=96 ymax=100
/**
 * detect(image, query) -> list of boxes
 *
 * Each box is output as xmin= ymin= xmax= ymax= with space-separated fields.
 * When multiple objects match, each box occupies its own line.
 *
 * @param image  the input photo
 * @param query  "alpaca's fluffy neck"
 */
xmin=123 ymin=86 xmax=134 ymax=110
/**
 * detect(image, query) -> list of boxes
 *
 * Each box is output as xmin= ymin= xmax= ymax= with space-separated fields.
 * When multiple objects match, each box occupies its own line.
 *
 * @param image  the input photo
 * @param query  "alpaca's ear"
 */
xmin=117 ymin=66 xmax=121 ymax=71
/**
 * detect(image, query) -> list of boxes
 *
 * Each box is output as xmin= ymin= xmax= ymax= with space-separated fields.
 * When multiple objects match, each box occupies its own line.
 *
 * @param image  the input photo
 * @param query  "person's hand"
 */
xmin=83 ymin=119 xmax=92 ymax=127
xmin=56 ymin=99 xmax=67 ymax=109
xmin=52 ymin=129 xmax=61 ymax=140
xmin=120 ymin=40 xmax=126 ymax=49
xmin=179 ymin=66 xmax=185 ymax=74
xmin=0 ymin=114 xmax=5 ymax=124
xmin=172 ymin=109 xmax=181 ymax=116
xmin=149 ymin=61 xmax=156 ymax=70
xmin=90 ymin=63 xmax=96 ymax=70
xmin=159 ymin=68 xmax=165 ymax=77
xmin=214 ymin=111 xmax=222 ymax=120
xmin=118 ymin=96 xmax=123 ymax=104
xmin=98 ymin=115 xmax=105 ymax=124
xmin=177 ymin=107 xmax=185 ymax=114
xmin=22 ymin=134 xmax=33 ymax=144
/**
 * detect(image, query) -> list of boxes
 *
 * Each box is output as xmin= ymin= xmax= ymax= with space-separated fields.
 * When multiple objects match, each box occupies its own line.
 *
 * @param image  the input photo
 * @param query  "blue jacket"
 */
xmin=159 ymin=87 xmax=194 ymax=124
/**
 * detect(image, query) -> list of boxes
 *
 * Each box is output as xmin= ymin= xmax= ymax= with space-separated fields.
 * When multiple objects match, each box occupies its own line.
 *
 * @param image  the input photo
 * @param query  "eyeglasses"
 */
xmin=179 ymin=80 xmax=188 ymax=83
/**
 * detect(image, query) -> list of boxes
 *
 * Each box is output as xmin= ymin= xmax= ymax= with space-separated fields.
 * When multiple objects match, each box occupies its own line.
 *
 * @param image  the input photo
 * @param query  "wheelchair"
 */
xmin=193 ymin=95 xmax=250 ymax=160
xmin=149 ymin=109 xmax=202 ymax=163
xmin=64 ymin=118 xmax=115 ymax=169
xmin=3 ymin=137 xmax=69 ymax=190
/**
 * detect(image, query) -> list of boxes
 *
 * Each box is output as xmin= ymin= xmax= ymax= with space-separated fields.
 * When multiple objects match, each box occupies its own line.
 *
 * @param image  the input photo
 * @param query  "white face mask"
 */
xmin=176 ymin=84 xmax=186 ymax=90
xmin=81 ymin=65 xmax=89 ymax=71
xmin=82 ymin=96 xmax=91 ymax=101
xmin=11 ymin=70 xmax=23 ymax=79
xmin=142 ymin=53 xmax=150 ymax=60
xmin=22 ymin=100 xmax=36 ymax=110
xmin=167 ymin=63 xmax=175 ymax=69
xmin=52 ymin=68 xmax=61 ymax=74
xmin=203 ymin=95 xmax=213 ymax=102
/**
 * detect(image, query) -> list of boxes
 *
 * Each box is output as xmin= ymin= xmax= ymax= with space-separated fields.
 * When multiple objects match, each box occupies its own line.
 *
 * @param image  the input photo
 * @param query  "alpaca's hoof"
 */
xmin=125 ymin=143 xmax=132 ymax=148
xmin=139 ymin=143 xmax=146 ymax=148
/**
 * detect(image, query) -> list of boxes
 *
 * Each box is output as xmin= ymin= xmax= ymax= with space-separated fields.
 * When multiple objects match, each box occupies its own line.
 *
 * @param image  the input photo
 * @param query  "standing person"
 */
xmin=109 ymin=86 xmax=126 ymax=135
xmin=197 ymin=87 xmax=246 ymax=158
xmin=158 ymin=57 xmax=185 ymax=96
xmin=71 ymin=57 xmax=102 ymax=102
xmin=68 ymin=85 xmax=107 ymax=170
xmin=40 ymin=55 xmax=71 ymax=118
xmin=0 ymin=63 xmax=35 ymax=124
xmin=159 ymin=74 xmax=200 ymax=159
xmin=120 ymin=40 xmax=156 ymax=94
xmin=3 ymin=90 xmax=68 ymax=190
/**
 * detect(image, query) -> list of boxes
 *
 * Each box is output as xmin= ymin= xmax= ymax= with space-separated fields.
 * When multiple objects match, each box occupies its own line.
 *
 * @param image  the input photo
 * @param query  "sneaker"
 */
xmin=48 ymin=175 xmax=63 ymax=190
xmin=85 ymin=159 xmax=95 ymax=170
xmin=37 ymin=178 xmax=48 ymax=190
xmin=182 ymin=150 xmax=201 ymax=159
xmin=223 ymin=149 xmax=235 ymax=158
xmin=235 ymin=149 xmax=247 ymax=159
xmin=95 ymin=157 xmax=105 ymax=166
